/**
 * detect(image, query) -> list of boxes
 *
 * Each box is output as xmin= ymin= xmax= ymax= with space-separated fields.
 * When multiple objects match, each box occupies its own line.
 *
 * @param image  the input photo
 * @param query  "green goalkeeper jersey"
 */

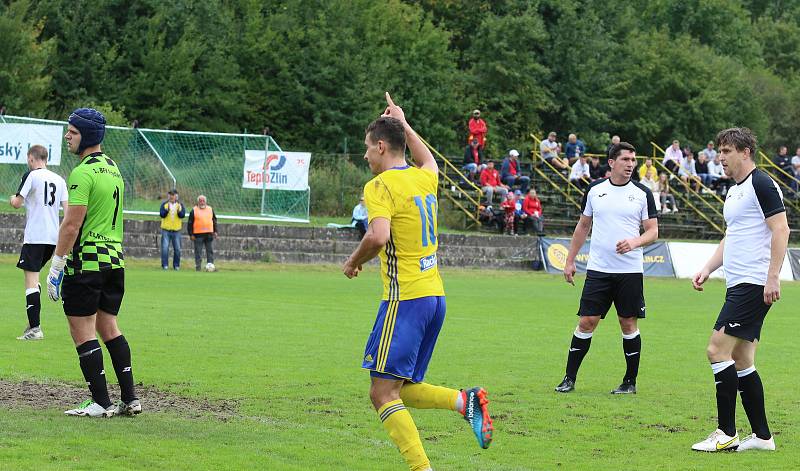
xmin=66 ymin=152 xmax=125 ymax=274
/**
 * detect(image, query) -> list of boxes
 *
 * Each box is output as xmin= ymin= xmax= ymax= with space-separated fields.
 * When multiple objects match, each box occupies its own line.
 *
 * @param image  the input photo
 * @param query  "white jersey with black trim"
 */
xmin=16 ymin=168 xmax=68 ymax=244
xmin=581 ymin=178 xmax=658 ymax=273
xmin=723 ymin=168 xmax=785 ymax=288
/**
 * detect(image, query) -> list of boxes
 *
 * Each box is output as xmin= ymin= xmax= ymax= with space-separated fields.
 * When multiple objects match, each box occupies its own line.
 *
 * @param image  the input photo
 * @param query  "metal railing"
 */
xmin=649 ymin=142 xmax=724 ymax=234
xmin=417 ymin=134 xmax=483 ymax=225
xmin=529 ymin=133 xmax=582 ymax=210
xmin=757 ymin=151 xmax=800 ymax=212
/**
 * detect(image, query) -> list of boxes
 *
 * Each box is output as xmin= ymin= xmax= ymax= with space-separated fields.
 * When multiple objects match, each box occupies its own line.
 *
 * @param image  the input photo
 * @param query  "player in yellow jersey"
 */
xmin=343 ymin=93 xmax=493 ymax=471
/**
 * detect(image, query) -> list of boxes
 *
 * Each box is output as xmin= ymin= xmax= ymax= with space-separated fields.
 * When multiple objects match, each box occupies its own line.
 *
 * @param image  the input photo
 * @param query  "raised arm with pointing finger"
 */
xmin=382 ymin=92 xmax=437 ymax=174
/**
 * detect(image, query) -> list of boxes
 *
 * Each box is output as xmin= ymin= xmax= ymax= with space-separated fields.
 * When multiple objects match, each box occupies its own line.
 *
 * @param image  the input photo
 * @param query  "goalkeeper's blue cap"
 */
xmin=68 ymin=108 xmax=106 ymax=153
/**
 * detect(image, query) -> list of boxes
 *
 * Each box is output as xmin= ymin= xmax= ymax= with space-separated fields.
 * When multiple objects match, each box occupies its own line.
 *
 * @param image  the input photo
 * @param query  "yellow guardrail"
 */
xmin=650 ymin=142 xmax=724 ymax=234
xmin=757 ymin=151 xmax=800 ymax=212
xmin=530 ymin=133 xmax=584 ymax=209
xmin=417 ymin=134 xmax=483 ymax=225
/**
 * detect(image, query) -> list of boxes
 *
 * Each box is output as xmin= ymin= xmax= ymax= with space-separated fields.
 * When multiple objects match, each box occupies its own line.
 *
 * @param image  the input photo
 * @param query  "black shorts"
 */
xmin=714 ymin=283 xmax=771 ymax=342
xmin=17 ymin=244 xmax=55 ymax=272
xmin=62 ymin=269 xmax=125 ymax=317
xmin=578 ymin=270 xmax=645 ymax=319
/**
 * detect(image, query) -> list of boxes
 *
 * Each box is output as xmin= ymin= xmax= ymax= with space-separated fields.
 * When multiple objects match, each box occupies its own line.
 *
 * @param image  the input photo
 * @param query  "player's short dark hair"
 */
xmin=27 ymin=145 xmax=48 ymax=161
xmin=365 ymin=117 xmax=406 ymax=152
xmin=716 ymin=127 xmax=757 ymax=156
xmin=608 ymin=142 xmax=636 ymax=160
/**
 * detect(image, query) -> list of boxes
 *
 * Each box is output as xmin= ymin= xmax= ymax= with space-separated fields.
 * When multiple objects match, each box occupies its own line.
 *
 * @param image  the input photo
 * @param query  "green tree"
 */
xmin=0 ymin=0 xmax=53 ymax=116
xmin=465 ymin=4 xmax=553 ymax=156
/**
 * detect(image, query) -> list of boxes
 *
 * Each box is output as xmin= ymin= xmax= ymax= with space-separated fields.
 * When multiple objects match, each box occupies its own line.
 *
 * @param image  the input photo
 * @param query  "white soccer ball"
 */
xmin=205 ymin=262 xmax=216 ymax=272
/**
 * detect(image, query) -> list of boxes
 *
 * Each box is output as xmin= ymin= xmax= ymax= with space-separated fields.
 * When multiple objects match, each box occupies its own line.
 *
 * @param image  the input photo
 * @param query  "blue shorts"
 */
xmin=362 ymin=296 xmax=446 ymax=383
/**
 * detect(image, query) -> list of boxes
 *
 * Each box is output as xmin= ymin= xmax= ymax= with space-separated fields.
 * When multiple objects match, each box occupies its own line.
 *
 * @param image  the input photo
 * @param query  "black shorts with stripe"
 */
xmin=17 ymin=244 xmax=55 ymax=272
xmin=714 ymin=283 xmax=771 ymax=342
xmin=577 ymin=270 xmax=646 ymax=319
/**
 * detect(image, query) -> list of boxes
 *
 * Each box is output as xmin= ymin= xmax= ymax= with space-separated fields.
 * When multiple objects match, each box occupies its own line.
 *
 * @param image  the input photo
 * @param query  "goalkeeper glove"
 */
xmin=47 ymin=254 xmax=67 ymax=302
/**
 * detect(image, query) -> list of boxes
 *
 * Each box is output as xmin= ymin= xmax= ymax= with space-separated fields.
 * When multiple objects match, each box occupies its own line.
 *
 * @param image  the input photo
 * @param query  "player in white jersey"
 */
xmin=691 ymin=128 xmax=789 ymax=452
xmin=9 ymin=145 xmax=68 ymax=340
xmin=555 ymin=142 xmax=658 ymax=394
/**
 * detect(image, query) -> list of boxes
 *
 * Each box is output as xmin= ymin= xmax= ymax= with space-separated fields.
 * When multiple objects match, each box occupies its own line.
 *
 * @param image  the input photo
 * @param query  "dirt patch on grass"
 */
xmin=0 ymin=380 xmax=238 ymax=420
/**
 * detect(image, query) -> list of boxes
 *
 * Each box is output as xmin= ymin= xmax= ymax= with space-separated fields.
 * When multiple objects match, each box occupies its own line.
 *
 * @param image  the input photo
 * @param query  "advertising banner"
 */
xmin=787 ymin=248 xmax=800 ymax=280
xmin=539 ymin=238 xmax=675 ymax=277
xmin=668 ymin=241 xmax=793 ymax=281
xmin=242 ymin=150 xmax=310 ymax=191
xmin=0 ymin=123 xmax=63 ymax=165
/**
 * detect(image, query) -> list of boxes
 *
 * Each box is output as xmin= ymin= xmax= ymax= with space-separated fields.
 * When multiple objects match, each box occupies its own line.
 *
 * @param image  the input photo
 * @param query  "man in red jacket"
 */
xmin=479 ymin=161 xmax=508 ymax=203
xmin=521 ymin=189 xmax=545 ymax=236
xmin=468 ymin=110 xmax=488 ymax=149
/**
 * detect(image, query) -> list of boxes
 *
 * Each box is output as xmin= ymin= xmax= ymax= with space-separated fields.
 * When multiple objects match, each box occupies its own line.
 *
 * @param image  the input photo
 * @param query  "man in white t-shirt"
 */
xmin=556 ymin=142 xmax=658 ymax=395
xmin=568 ymin=155 xmax=591 ymax=190
xmin=691 ymin=128 xmax=789 ymax=453
xmin=9 ymin=145 xmax=68 ymax=340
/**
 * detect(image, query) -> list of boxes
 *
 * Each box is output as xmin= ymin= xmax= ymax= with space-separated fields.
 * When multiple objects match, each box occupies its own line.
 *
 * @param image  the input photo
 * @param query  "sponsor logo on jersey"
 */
xmin=419 ymin=254 xmax=437 ymax=272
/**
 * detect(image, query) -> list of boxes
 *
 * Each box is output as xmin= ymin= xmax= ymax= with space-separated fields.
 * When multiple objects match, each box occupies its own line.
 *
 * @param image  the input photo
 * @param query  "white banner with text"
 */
xmin=0 ymin=123 xmax=63 ymax=165
xmin=242 ymin=150 xmax=310 ymax=191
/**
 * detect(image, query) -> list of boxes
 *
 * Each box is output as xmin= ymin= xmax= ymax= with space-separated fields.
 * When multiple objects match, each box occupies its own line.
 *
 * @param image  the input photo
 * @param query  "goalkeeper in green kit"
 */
xmin=47 ymin=108 xmax=141 ymax=417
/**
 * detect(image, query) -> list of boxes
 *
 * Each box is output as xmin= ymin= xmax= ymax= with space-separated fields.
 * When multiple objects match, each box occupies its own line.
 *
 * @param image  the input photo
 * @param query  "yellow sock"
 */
xmin=400 ymin=382 xmax=459 ymax=411
xmin=378 ymin=399 xmax=430 ymax=471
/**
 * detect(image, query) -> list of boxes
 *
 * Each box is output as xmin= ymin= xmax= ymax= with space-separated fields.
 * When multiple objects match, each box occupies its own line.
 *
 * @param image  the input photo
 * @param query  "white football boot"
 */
xmin=64 ymin=400 xmax=115 ymax=418
xmin=737 ymin=433 xmax=775 ymax=452
xmin=17 ymin=326 xmax=43 ymax=340
xmin=691 ymin=429 xmax=739 ymax=452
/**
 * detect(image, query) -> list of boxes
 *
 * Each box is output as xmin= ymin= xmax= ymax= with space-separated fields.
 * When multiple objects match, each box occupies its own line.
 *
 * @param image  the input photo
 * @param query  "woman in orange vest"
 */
xmin=187 ymin=195 xmax=218 ymax=271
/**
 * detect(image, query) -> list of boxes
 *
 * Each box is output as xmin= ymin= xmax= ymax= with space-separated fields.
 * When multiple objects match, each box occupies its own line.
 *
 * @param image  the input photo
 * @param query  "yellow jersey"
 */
xmin=363 ymin=165 xmax=445 ymax=301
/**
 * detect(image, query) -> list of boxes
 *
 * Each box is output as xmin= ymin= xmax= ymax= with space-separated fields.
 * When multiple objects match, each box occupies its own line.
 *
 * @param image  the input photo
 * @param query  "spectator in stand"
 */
xmin=159 ymin=189 xmax=186 ymax=270
xmin=773 ymin=145 xmax=793 ymax=189
xmin=478 ymin=202 xmax=504 ymax=233
xmin=606 ymin=135 xmax=621 ymax=157
xmin=501 ymin=149 xmax=531 ymax=193
xmin=678 ymin=148 xmax=701 ymax=191
xmin=521 ymin=188 xmax=545 ymax=236
xmin=695 ymin=151 xmax=712 ymax=189
xmin=639 ymin=167 xmax=661 ymax=212
xmin=663 ymin=140 xmax=684 ymax=173
xmin=637 ymin=158 xmax=656 ymax=181
xmin=351 ymin=196 xmax=368 ymax=239
xmin=701 ymin=141 xmax=717 ymax=162
xmin=468 ymin=109 xmax=487 ymax=149
xmin=773 ymin=145 xmax=791 ymax=171
xmin=479 ymin=160 xmax=508 ymax=203
xmin=568 ymin=154 xmax=591 ymax=190
xmin=708 ymin=153 xmax=730 ymax=196
xmin=564 ymin=133 xmax=586 ymax=164
xmin=513 ymin=190 xmax=525 ymax=234
xmin=791 ymin=147 xmax=800 ymax=194
xmin=589 ymin=155 xmax=606 ymax=181
xmin=656 ymin=172 xmax=678 ymax=213
xmin=540 ymin=132 xmax=568 ymax=170
xmin=462 ymin=137 xmax=485 ymax=181
xmin=500 ymin=192 xmax=517 ymax=235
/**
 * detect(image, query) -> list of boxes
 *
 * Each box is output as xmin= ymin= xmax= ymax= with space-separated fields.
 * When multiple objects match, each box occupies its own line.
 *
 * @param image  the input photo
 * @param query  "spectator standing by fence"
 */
xmin=187 ymin=195 xmax=218 ymax=271
xmin=500 ymin=192 xmax=516 ymax=235
xmin=159 ymin=189 xmax=185 ymax=270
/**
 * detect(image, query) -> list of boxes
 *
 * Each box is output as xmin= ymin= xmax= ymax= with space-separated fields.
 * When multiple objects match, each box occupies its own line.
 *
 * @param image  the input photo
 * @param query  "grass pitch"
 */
xmin=0 ymin=255 xmax=797 ymax=470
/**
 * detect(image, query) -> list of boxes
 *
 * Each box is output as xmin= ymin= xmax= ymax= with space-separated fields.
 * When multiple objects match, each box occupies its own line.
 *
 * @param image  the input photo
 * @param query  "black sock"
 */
xmin=565 ymin=331 xmax=593 ymax=380
xmin=712 ymin=361 xmax=738 ymax=437
xmin=622 ymin=331 xmax=641 ymax=384
xmin=738 ymin=367 xmax=771 ymax=440
xmin=25 ymin=288 xmax=41 ymax=329
xmin=105 ymin=335 xmax=137 ymax=403
xmin=76 ymin=339 xmax=112 ymax=408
